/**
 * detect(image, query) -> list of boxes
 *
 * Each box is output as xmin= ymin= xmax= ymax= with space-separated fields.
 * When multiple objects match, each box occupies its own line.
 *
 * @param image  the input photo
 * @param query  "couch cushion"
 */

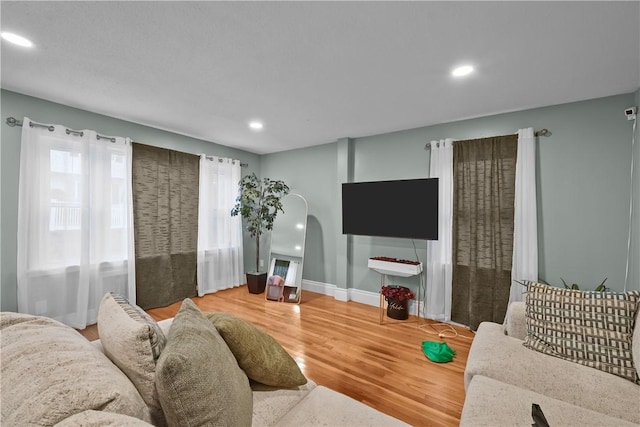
xmin=0 ymin=312 xmax=150 ymax=426
xmin=97 ymin=293 xmax=167 ymax=426
xmin=503 ymin=301 xmax=526 ymax=339
xmin=461 ymin=375 xmax=638 ymax=427
xmin=155 ymin=299 xmax=253 ymax=427
xmin=251 ymin=380 xmax=317 ymax=426
xmin=206 ymin=312 xmax=307 ymax=387
xmin=274 ymin=386 xmax=409 ymax=426
xmin=465 ymin=321 xmax=640 ymax=424
xmin=524 ymin=282 xmax=640 ymax=383
xmin=55 ymin=410 xmax=154 ymax=426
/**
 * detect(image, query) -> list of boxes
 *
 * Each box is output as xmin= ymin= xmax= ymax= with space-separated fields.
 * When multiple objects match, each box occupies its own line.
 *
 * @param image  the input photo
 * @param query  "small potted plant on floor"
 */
xmin=231 ymin=173 xmax=290 ymax=294
xmin=381 ymin=285 xmax=415 ymax=320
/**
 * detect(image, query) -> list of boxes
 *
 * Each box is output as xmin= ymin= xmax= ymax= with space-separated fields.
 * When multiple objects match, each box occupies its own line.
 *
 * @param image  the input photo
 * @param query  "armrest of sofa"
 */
xmin=503 ymin=302 xmax=526 ymax=340
xmin=157 ymin=317 xmax=173 ymax=334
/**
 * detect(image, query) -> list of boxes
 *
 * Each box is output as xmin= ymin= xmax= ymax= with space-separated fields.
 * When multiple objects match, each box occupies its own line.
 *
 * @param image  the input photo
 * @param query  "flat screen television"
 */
xmin=341 ymin=178 xmax=438 ymax=240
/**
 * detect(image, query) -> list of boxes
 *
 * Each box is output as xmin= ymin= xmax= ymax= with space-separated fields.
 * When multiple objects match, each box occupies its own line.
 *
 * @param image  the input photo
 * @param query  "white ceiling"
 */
xmin=2 ymin=1 xmax=639 ymax=155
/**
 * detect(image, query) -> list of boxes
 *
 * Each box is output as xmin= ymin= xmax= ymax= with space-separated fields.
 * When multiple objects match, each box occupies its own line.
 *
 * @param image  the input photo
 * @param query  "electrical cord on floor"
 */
xmin=419 ymin=321 xmax=475 ymax=340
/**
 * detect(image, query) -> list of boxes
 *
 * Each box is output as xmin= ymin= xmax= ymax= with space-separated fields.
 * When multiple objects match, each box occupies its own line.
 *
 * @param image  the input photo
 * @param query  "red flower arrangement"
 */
xmin=381 ymin=285 xmax=415 ymax=302
xmin=370 ymin=256 xmax=420 ymax=266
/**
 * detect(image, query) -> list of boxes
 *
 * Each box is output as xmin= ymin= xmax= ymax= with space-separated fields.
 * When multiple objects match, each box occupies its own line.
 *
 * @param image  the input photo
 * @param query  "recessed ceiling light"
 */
xmin=249 ymin=121 xmax=263 ymax=130
xmin=1 ymin=32 xmax=33 ymax=48
xmin=452 ymin=65 xmax=474 ymax=77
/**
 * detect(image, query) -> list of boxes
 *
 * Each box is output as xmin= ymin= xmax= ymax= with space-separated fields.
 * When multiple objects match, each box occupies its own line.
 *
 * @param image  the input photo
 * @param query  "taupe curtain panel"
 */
xmin=451 ymin=135 xmax=518 ymax=330
xmin=132 ymin=143 xmax=200 ymax=309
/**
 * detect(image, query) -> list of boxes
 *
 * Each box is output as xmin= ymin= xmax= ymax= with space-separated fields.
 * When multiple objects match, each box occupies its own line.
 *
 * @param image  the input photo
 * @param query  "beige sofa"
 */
xmin=461 ymin=301 xmax=640 ymax=426
xmin=0 ymin=296 xmax=407 ymax=426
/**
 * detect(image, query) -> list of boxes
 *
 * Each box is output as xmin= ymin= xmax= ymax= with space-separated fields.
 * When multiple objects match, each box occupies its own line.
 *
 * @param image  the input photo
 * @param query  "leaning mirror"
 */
xmin=266 ymin=194 xmax=308 ymax=304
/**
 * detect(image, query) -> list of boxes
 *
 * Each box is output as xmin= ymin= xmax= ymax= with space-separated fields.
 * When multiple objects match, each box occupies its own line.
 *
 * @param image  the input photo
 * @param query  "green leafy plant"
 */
xmin=516 ymin=278 xmax=609 ymax=292
xmin=231 ymin=173 xmax=290 ymax=273
xmin=560 ymin=277 xmax=609 ymax=292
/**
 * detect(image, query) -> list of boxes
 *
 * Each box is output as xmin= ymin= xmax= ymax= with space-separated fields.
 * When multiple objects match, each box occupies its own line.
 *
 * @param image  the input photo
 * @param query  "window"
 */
xmin=49 ymin=149 xmax=82 ymax=231
xmin=39 ymin=148 xmax=130 ymax=268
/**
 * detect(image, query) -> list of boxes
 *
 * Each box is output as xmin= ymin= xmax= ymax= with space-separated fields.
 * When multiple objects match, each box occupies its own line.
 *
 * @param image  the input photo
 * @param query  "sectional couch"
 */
xmin=0 ymin=293 xmax=407 ymax=426
xmin=461 ymin=289 xmax=640 ymax=427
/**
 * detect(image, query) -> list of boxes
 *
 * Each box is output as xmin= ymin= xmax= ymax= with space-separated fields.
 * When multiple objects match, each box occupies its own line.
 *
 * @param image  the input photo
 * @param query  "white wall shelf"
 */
xmin=367 ymin=258 xmax=423 ymax=277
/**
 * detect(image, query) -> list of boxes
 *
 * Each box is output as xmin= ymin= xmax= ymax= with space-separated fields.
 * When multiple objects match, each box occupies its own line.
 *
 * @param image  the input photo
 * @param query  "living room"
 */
xmin=1 ymin=2 xmax=639 ymax=426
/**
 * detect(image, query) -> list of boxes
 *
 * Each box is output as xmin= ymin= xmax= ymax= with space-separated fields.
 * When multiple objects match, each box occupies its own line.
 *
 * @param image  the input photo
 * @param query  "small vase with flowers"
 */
xmin=380 ymin=285 xmax=415 ymax=320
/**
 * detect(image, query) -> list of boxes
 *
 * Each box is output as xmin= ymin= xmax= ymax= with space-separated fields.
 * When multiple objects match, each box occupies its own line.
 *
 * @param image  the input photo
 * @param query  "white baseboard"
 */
xmin=301 ymin=279 xmax=335 ymax=295
xmin=302 ymin=279 xmax=421 ymax=316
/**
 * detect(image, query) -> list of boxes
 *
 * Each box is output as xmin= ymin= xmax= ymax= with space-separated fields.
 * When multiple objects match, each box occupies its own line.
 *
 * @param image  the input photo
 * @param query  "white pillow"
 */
xmin=97 ymin=293 xmax=167 ymax=426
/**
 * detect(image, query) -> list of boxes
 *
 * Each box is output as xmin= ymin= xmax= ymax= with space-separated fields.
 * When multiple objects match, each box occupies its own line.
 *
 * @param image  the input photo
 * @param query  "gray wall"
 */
xmin=1 ymin=89 xmax=260 ymax=311
xmin=263 ymin=92 xmax=639 ymax=294
xmin=261 ymin=143 xmax=338 ymax=285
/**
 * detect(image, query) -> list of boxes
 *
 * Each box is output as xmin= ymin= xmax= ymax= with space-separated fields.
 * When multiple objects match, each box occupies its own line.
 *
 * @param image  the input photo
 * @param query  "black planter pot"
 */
xmin=386 ymin=298 xmax=409 ymax=320
xmin=246 ymin=272 xmax=267 ymax=294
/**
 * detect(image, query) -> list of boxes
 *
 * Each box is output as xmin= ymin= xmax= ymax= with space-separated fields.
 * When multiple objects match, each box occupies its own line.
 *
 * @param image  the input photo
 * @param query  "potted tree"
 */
xmin=231 ymin=173 xmax=290 ymax=294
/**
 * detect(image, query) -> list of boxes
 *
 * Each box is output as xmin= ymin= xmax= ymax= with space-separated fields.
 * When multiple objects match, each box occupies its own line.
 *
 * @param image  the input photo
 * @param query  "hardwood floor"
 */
xmin=80 ymin=286 xmax=474 ymax=426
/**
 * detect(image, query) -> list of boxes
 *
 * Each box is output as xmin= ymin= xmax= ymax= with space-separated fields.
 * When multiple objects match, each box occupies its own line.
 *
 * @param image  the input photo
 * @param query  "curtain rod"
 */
xmin=423 ymin=128 xmax=550 ymax=150
xmin=6 ymin=116 xmax=249 ymax=167
xmin=204 ymin=155 xmax=248 ymax=168
xmin=6 ymin=116 xmax=114 ymax=141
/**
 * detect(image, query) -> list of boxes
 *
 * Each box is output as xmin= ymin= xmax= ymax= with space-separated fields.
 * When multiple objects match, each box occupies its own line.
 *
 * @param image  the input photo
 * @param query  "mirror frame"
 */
xmin=266 ymin=193 xmax=308 ymax=304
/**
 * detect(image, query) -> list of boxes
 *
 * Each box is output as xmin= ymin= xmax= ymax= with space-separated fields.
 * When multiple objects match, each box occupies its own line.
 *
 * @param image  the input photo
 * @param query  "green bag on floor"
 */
xmin=422 ymin=341 xmax=456 ymax=363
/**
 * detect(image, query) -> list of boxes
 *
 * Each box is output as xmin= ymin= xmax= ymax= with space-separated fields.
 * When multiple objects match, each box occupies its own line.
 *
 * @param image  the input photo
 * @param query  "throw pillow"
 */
xmin=155 ymin=299 xmax=253 ymax=427
xmin=97 ymin=292 xmax=167 ymax=426
xmin=0 ymin=312 xmax=150 ymax=425
xmin=206 ymin=312 xmax=307 ymax=387
xmin=56 ymin=410 xmax=154 ymax=426
xmin=523 ymin=282 xmax=640 ymax=383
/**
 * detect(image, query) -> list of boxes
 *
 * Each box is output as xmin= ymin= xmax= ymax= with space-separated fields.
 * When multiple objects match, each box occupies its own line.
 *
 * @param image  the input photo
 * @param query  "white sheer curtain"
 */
xmin=17 ymin=118 xmax=135 ymax=329
xmin=510 ymin=127 xmax=538 ymax=302
xmin=425 ymin=138 xmax=454 ymax=321
xmin=197 ymin=155 xmax=244 ymax=296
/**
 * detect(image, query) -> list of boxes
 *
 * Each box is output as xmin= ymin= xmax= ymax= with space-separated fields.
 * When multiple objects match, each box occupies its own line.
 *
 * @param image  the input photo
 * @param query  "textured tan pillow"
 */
xmin=97 ymin=293 xmax=167 ymax=426
xmin=56 ymin=410 xmax=154 ymax=426
xmin=155 ymin=299 xmax=253 ymax=427
xmin=524 ymin=282 xmax=640 ymax=383
xmin=206 ymin=312 xmax=307 ymax=387
xmin=0 ymin=312 xmax=150 ymax=426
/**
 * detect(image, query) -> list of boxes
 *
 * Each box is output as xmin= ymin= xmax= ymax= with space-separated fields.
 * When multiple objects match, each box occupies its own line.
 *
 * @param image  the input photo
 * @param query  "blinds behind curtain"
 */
xmin=451 ymin=135 xmax=518 ymax=330
xmin=132 ymin=143 xmax=199 ymax=309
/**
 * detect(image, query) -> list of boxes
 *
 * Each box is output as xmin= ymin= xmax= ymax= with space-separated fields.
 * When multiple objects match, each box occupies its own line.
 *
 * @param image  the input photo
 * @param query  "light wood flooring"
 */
xmin=79 ymin=286 xmax=474 ymax=426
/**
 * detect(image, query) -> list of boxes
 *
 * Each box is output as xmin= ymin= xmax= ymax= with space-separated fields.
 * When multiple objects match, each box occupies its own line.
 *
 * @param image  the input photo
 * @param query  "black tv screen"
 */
xmin=342 ymin=178 xmax=438 ymax=240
